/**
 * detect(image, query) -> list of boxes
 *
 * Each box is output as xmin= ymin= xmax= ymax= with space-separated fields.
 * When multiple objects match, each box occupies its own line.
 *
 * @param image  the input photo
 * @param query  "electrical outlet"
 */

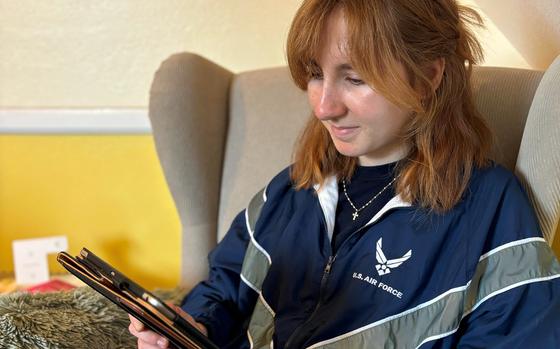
xmin=12 ymin=236 xmax=68 ymax=285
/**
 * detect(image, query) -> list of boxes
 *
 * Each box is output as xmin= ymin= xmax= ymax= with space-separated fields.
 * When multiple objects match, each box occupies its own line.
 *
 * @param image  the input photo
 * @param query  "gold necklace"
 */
xmin=342 ymin=177 xmax=397 ymax=221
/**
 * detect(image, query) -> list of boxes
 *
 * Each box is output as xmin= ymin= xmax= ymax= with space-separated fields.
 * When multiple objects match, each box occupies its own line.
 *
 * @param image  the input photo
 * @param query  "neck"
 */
xmin=357 ymin=145 xmax=409 ymax=166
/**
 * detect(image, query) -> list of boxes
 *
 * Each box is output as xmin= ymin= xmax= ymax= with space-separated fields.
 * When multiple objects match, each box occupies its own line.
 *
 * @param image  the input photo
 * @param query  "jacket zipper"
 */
xmin=284 ymin=199 xmax=405 ymax=348
xmin=284 ymin=224 xmax=371 ymax=349
xmin=284 ymin=255 xmax=336 ymax=349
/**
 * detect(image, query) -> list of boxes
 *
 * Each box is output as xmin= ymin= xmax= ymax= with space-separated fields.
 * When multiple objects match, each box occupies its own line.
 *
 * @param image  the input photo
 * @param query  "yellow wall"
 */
xmin=0 ymin=135 xmax=180 ymax=289
xmin=554 ymin=226 xmax=560 ymax=259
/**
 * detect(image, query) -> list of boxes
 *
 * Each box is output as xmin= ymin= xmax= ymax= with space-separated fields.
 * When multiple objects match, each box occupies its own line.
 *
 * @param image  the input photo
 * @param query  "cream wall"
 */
xmin=474 ymin=0 xmax=560 ymax=70
xmin=0 ymin=0 xmax=303 ymax=108
xmin=2 ymin=1 xmax=559 ymax=108
xmin=460 ymin=0 xmax=530 ymax=69
xmin=461 ymin=0 xmax=560 ymax=70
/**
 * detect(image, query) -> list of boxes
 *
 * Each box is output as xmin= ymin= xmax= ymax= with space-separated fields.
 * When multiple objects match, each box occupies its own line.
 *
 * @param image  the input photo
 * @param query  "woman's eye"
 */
xmin=310 ymin=71 xmax=323 ymax=80
xmin=346 ymin=77 xmax=364 ymax=86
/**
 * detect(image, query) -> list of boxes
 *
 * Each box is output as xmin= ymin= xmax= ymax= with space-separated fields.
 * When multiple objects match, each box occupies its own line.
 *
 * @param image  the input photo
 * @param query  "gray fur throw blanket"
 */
xmin=0 ymin=287 xmax=186 ymax=349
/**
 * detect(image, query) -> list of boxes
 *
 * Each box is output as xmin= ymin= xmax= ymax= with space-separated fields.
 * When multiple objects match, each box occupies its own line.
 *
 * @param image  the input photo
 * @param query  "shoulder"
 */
xmin=468 ymin=162 xmax=518 ymax=193
xmin=258 ymin=165 xmax=317 ymax=203
xmin=463 ymin=162 xmax=545 ymax=259
xmin=246 ymin=165 xmax=310 ymax=218
xmin=264 ymin=166 xmax=294 ymax=197
xmin=465 ymin=163 xmax=533 ymax=215
xmin=458 ymin=166 xmax=560 ymax=339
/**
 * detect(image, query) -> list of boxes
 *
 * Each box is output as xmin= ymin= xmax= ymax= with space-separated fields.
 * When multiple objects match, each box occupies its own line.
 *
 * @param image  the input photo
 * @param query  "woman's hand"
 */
xmin=128 ymin=304 xmax=208 ymax=349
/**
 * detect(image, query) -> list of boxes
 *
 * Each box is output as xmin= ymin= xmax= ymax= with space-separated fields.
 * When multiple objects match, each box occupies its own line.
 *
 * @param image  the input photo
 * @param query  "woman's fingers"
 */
xmin=137 ymin=337 xmax=168 ymax=349
xmin=129 ymin=314 xmax=145 ymax=332
xmin=128 ymin=304 xmax=206 ymax=348
xmin=128 ymin=321 xmax=170 ymax=348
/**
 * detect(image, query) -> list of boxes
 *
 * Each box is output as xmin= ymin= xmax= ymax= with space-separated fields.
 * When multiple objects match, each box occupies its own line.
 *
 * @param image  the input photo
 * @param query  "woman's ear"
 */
xmin=427 ymin=57 xmax=446 ymax=91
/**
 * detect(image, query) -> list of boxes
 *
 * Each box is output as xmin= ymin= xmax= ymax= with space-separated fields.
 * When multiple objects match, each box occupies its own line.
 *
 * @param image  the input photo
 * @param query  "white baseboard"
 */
xmin=0 ymin=109 xmax=151 ymax=134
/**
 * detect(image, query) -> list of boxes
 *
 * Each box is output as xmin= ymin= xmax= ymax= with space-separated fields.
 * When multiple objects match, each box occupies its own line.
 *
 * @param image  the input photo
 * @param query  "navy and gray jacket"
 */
xmin=182 ymin=164 xmax=560 ymax=348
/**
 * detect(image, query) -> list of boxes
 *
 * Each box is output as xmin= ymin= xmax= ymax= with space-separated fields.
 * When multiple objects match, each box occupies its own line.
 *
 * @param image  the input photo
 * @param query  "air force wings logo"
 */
xmin=375 ymin=238 xmax=412 ymax=276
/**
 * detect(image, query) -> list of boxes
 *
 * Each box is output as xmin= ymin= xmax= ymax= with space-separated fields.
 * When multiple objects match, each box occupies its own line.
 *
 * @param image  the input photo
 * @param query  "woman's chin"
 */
xmin=332 ymin=143 xmax=361 ymax=158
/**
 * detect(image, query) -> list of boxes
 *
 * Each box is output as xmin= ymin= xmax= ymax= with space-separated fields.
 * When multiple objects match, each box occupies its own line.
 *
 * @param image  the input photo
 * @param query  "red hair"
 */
xmin=287 ymin=0 xmax=492 ymax=212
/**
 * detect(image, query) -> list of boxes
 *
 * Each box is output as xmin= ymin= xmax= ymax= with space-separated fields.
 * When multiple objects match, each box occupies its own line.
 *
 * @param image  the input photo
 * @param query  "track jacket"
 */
xmin=182 ymin=164 xmax=560 ymax=348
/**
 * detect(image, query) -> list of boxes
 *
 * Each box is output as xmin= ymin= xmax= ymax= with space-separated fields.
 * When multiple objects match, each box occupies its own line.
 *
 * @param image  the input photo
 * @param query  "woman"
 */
xmin=130 ymin=0 xmax=560 ymax=348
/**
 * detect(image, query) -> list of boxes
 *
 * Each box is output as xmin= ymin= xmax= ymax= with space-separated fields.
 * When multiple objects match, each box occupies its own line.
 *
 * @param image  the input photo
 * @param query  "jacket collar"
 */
xmin=314 ymin=175 xmax=412 ymax=242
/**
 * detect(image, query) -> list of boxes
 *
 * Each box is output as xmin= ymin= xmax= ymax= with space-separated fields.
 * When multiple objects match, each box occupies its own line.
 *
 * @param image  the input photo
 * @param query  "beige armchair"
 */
xmin=149 ymin=53 xmax=560 ymax=288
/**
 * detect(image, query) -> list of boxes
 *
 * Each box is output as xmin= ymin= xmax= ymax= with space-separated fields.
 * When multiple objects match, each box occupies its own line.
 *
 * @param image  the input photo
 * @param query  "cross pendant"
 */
xmin=352 ymin=211 xmax=359 ymax=221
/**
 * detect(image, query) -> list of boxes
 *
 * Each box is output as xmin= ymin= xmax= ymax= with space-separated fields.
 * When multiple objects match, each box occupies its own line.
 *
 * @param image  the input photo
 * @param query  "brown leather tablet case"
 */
xmin=57 ymin=248 xmax=218 ymax=349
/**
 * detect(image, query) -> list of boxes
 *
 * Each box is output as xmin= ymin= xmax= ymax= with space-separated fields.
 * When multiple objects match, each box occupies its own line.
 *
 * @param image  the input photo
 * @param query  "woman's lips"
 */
xmin=330 ymin=124 xmax=359 ymax=140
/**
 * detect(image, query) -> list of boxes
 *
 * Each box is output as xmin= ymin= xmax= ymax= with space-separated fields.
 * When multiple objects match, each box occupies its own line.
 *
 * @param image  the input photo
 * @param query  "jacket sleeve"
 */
xmin=453 ymin=279 xmax=560 ymax=348
xmin=453 ymin=173 xmax=560 ymax=348
xmin=180 ymin=210 xmax=257 ymax=346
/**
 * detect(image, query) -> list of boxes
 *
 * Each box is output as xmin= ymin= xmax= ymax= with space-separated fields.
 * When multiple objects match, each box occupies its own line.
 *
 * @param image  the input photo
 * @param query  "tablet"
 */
xmin=57 ymin=248 xmax=218 ymax=349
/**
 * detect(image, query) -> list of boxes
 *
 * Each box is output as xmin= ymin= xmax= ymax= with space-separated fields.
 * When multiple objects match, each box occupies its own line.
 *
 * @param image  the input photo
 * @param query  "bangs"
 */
xmin=286 ymin=0 xmax=341 ymax=90
xmin=344 ymin=1 xmax=421 ymax=111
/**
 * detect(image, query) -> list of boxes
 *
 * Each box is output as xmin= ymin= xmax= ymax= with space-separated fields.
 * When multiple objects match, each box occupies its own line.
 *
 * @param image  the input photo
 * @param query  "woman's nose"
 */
xmin=311 ymin=84 xmax=347 ymax=120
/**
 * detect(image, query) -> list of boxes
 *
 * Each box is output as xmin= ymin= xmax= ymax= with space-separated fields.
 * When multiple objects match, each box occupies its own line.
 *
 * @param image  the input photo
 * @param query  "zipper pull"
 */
xmin=324 ymin=256 xmax=335 ymax=274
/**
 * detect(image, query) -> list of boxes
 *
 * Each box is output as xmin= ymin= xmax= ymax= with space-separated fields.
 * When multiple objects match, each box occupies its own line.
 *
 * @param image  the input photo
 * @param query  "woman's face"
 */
xmin=307 ymin=9 xmax=411 ymax=166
